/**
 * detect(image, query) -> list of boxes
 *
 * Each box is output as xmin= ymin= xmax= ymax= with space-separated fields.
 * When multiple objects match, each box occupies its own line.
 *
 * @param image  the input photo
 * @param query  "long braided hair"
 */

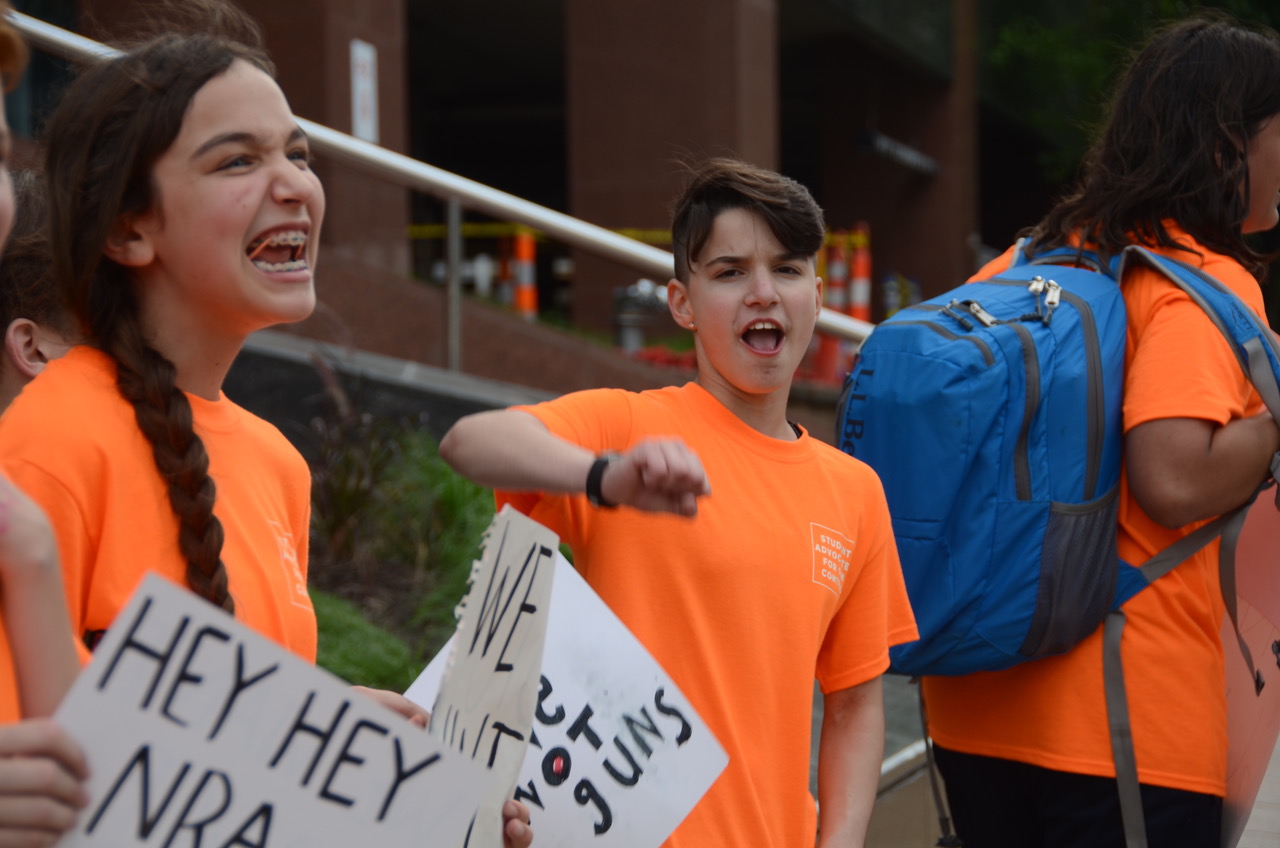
xmin=42 ymin=27 xmax=275 ymax=614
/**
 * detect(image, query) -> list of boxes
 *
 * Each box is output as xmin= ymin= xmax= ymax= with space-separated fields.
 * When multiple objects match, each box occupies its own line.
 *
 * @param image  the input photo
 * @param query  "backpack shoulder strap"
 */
xmin=1114 ymin=245 xmax=1280 ymax=671
xmin=1104 ymin=246 xmax=1280 ymax=848
xmin=1118 ymin=245 xmax=1280 ymax=419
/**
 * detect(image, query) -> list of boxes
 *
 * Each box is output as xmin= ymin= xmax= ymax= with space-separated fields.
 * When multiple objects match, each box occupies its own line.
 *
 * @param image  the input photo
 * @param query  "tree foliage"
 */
xmin=980 ymin=1 xmax=1280 ymax=183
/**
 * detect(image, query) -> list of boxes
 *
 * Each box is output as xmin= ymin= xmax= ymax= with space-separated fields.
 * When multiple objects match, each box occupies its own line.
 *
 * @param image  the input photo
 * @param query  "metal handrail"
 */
xmin=7 ymin=10 xmax=872 ymax=344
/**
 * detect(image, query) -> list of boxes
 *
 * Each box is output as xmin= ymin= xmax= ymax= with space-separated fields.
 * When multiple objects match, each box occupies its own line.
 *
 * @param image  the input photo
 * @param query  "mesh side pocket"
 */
xmin=1018 ymin=486 xmax=1120 ymax=660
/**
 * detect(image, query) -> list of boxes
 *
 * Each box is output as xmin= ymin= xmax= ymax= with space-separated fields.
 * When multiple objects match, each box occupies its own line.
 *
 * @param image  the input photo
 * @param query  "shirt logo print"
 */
xmin=269 ymin=520 xmax=311 ymax=609
xmin=811 ymin=523 xmax=854 ymax=597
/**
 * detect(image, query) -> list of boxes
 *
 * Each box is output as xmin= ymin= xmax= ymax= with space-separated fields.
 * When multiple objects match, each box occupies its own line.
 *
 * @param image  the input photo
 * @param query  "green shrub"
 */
xmin=312 ymin=588 xmax=421 ymax=691
xmin=371 ymin=430 xmax=495 ymax=657
xmin=306 ymin=359 xmax=500 ymax=678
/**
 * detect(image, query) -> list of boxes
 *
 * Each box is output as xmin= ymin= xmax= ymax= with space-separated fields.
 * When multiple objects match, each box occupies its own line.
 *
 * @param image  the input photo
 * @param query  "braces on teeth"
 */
xmin=252 ymin=258 xmax=309 ymax=272
xmin=247 ymin=231 xmax=307 ymax=266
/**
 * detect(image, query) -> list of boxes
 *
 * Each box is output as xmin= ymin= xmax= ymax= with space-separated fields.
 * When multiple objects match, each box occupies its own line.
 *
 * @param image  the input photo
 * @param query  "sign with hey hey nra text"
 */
xmin=53 ymin=574 xmax=492 ymax=848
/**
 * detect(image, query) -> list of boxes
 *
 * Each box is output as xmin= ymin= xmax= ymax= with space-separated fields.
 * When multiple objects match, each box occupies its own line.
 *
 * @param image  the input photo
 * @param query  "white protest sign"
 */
xmin=428 ymin=505 xmax=557 ymax=847
xmin=407 ymin=553 xmax=729 ymax=848
xmin=53 ymin=573 xmax=492 ymax=848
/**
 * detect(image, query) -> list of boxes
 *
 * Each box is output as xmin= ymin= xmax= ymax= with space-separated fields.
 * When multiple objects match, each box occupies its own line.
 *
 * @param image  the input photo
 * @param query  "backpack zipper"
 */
xmin=983 ymin=280 xmax=1105 ymax=502
xmin=907 ymin=296 xmax=1039 ymax=499
xmin=1008 ymin=322 xmax=1039 ymax=501
xmin=890 ymin=317 xmax=996 ymax=366
xmin=1057 ymin=289 xmax=1104 ymax=500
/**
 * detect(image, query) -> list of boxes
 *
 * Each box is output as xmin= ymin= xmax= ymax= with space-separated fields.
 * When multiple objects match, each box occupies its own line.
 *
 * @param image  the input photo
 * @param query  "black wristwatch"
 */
xmin=586 ymin=452 xmax=621 ymax=508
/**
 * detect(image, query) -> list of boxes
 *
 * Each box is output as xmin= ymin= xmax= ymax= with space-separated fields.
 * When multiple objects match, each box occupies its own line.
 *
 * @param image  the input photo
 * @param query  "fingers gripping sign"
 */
xmin=599 ymin=439 xmax=711 ymax=517
xmin=502 ymin=799 xmax=532 ymax=848
xmin=0 ymin=718 xmax=90 ymax=845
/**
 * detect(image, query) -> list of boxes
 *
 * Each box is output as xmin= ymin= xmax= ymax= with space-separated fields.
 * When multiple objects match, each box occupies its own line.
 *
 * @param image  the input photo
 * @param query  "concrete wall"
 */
xmin=564 ymin=0 xmax=780 ymax=332
xmin=806 ymin=0 xmax=979 ymax=311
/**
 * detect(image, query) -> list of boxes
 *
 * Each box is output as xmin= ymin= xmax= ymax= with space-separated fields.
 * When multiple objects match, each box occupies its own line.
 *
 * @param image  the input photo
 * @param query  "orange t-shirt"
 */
xmin=499 ymin=382 xmax=918 ymax=848
xmin=923 ymin=228 xmax=1263 ymax=796
xmin=0 ymin=346 xmax=316 ymax=667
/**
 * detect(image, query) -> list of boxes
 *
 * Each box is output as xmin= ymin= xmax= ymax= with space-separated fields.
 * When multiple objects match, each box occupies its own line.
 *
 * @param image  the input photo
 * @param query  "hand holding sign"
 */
xmin=503 ymin=799 xmax=533 ymax=848
xmin=351 ymin=685 xmax=430 ymax=727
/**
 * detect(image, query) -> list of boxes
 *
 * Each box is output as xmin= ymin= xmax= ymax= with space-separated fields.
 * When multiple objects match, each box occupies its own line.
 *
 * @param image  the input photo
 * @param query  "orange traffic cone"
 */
xmin=513 ymin=228 xmax=538 ymax=321
xmin=849 ymin=223 xmax=871 ymax=323
xmin=814 ymin=231 xmax=850 ymax=383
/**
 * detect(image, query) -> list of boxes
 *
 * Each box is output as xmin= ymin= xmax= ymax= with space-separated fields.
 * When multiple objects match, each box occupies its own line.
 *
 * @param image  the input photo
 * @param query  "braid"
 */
xmin=105 ymin=301 xmax=233 ymax=613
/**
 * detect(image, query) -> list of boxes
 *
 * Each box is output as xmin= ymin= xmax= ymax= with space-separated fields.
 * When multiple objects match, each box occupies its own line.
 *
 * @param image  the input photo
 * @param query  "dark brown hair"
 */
xmin=42 ymin=11 xmax=272 ymax=614
xmin=0 ymin=170 xmax=74 ymax=340
xmin=1030 ymin=16 xmax=1280 ymax=279
xmin=670 ymin=158 xmax=825 ymax=283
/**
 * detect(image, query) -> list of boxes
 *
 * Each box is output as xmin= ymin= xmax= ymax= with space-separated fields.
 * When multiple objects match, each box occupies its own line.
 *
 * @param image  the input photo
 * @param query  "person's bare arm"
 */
xmin=0 ymin=475 xmax=78 ymax=716
xmin=1126 ymin=412 xmax=1280 ymax=528
xmin=815 ymin=677 xmax=884 ymax=848
xmin=440 ymin=409 xmax=711 ymax=516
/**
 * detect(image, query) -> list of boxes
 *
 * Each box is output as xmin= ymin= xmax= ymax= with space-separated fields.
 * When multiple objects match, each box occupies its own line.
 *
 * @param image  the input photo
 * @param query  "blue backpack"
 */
xmin=837 ymin=241 xmax=1280 ymax=680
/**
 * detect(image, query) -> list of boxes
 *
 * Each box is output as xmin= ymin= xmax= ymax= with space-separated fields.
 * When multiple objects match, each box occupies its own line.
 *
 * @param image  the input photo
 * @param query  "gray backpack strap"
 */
xmin=1104 ymin=247 xmax=1280 ymax=847
xmin=1129 ymin=495 xmax=1264 ymax=695
xmin=1245 ymin=335 xmax=1280 ymax=420
xmin=1103 ymin=610 xmax=1147 ymax=848
xmin=1134 ymin=507 xmax=1244 ymax=584
xmin=1129 ymin=250 xmax=1280 ymax=695
xmin=1104 ymin=492 xmax=1265 ymax=848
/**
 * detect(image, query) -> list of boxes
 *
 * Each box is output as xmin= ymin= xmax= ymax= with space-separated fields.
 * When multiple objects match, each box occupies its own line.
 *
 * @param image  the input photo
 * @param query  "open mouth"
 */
xmin=246 ymin=229 xmax=308 ymax=272
xmin=742 ymin=320 xmax=784 ymax=353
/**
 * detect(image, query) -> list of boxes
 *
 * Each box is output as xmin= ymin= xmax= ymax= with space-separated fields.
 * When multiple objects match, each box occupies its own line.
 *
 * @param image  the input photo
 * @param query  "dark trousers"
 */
xmin=933 ymin=746 xmax=1222 ymax=848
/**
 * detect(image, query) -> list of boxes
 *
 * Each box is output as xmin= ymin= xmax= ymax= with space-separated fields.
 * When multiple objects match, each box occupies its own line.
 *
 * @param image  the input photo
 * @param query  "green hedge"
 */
xmin=312 ymin=588 xmax=422 ymax=691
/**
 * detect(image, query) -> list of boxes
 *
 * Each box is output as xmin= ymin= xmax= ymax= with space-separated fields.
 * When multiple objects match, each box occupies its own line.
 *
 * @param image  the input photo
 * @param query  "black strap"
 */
xmin=585 ymin=453 xmax=620 ymax=508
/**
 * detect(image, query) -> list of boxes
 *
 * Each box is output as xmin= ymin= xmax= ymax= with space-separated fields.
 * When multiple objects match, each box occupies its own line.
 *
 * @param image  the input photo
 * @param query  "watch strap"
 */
xmin=586 ymin=452 xmax=620 ymax=508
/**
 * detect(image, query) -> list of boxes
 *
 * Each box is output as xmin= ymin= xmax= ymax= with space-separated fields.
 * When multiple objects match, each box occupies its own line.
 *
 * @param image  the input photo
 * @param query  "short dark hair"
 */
xmin=670 ymin=158 xmax=825 ymax=283
xmin=1031 ymin=15 xmax=1280 ymax=279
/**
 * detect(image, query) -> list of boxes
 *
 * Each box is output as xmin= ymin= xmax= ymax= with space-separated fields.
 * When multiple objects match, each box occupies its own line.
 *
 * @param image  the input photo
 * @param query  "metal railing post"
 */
xmin=445 ymin=197 xmax=463 ymax=372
